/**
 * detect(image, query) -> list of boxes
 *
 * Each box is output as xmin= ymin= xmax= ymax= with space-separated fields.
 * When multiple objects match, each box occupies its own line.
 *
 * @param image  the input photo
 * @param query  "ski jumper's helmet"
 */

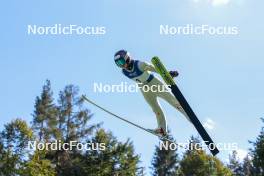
xmin=114 ymin=50 xmax=130 ymax=67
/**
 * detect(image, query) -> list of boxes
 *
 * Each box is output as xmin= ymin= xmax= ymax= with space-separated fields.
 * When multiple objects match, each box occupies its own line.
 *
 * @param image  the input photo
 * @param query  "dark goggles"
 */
xmin=115 ymin=57 xmax=126 ymax=67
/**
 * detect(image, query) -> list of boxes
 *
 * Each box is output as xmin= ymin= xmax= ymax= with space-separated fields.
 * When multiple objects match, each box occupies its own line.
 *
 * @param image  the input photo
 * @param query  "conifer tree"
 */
xmin=32 ymin=80 xmax=57 ymax=142
xmin=179 ymin=136 xmax=232 ymax=176
xmin=0 ymin=119 xmax=33 ymax=175
xmin=50 ymin=85 xmax=99 ymax=175
xmin=250 ymin=118 xmax=264 ymax=175
xmin=82 ymin=129 xmax=141 ymax=176
xmin=31 ymin=82 xmax=99 ymax=176
xmin=242 ymin=155 xmax=254 ymax=176
xmin=22 ymin=150 xmax=56 ymax=176
xmin=227 ymin=151 xmax=244 ymax=176
xmin=151 ymin=132 xmax=179 ymax=176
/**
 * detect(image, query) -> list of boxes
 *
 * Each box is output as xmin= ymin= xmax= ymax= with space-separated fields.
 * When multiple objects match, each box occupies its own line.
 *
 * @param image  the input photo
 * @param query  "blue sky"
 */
xmin=0 ymin=0 xmax=264 ymax=174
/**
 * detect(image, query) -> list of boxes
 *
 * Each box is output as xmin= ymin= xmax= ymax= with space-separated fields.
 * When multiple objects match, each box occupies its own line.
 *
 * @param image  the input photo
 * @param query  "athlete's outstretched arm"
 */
xmin=140 ymin=61 xmax=179 ymax=77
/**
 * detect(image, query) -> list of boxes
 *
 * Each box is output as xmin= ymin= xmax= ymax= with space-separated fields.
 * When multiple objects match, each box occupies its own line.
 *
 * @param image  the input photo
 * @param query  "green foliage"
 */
xmin=250 ymin=118 xmax=264 ymax=175
xmin=178 ymin=137 xmax=232 ymax=176
xmin=32 ymin=80 xmax=57 ymax=142
xmin=56 ymin=85 xmax=99 ymax=142
xmin=0 ymin=81 xmax=141 ymax=175
xmin=21 ymin=150 xmax=56 ymax=176
xmin=0 ymin=119 xmax=33 ymax=176
xmin=32 ymin=82 xmax=100 ymax=175
xmin=151 ymin=133 xmax=179 ymax=176
xmin=28 ymin=80 xmax=140 ymax=176
xmin=3 ymin=80 xmax=264 ymax=176
xmin=227 ymin=150 xmax=244 ymax=176
xmin=242 ymin=155 xmax=254 ymax=176
xmin=81 ymin=129 xmax=141 ymax=176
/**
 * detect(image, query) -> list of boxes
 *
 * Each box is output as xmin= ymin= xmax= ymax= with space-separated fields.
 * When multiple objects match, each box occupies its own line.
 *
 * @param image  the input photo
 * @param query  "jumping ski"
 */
xmin=82 ymin=95 xmax=178 ymax=144
xmin=151 ymin=56 xmax=219 ymax=156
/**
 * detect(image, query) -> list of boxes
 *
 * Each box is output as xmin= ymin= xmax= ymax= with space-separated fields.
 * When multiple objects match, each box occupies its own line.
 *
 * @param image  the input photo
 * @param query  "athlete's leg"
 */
xmin=160 ymin=90 xmax=191 ymax=122
xmin=141 ymin=90 xmax=167 ymax=132
xmin=150 ymin=78 xmax=191 ymax=122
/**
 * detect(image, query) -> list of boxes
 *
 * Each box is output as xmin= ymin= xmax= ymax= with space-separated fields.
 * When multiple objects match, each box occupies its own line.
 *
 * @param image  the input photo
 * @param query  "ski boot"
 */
xmin=148 ymin=127 xmax=168 ymax=140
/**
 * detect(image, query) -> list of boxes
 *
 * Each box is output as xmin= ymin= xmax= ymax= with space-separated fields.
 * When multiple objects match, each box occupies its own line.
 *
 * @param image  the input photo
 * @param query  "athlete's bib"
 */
xmin=122 ymin=60 xmax=153 ymax=83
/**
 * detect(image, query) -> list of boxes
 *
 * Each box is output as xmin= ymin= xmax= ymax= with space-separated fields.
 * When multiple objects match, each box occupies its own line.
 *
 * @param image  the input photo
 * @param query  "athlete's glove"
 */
xmin=169 ymin=71 xmax=179 ymax=78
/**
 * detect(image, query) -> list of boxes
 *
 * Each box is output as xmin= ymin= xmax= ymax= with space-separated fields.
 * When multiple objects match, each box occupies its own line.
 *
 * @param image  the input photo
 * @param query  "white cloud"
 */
xmin=236 ymin=149 xmax=248 ymax=161
xmin=228 ymin=149 xmax=249 ymax=162
xmin=203 ymin=118 xmax=216 ymax=130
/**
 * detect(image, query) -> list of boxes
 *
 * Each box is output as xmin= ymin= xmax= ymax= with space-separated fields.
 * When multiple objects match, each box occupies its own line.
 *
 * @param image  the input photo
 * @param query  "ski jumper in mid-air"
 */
xmin=114 ymin=50 xmax=190 ymax=137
